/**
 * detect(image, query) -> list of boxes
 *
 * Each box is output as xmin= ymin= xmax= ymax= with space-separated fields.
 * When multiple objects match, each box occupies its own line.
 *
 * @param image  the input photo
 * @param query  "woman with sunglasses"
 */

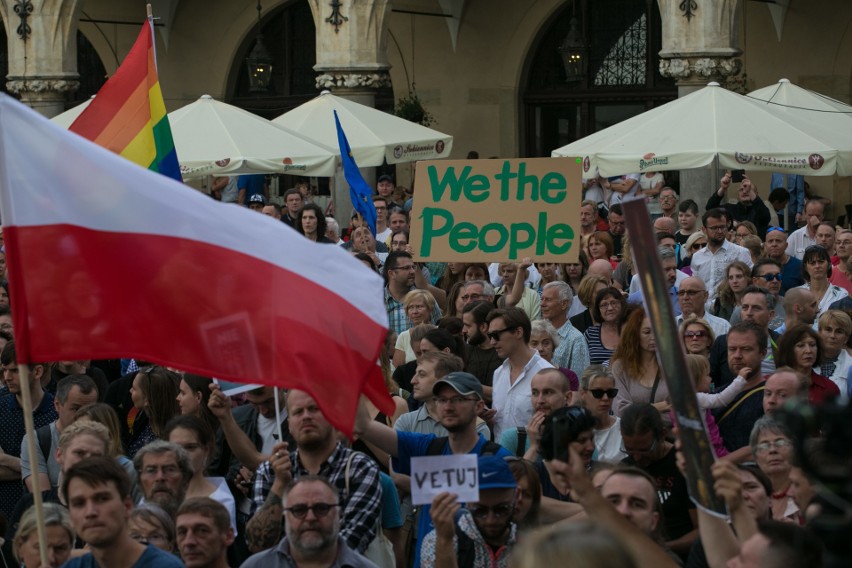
xmin=578 ymin=365 xmax=624 ymax=463
xmin=796 ymin=245 xmax=848 ymax=318
xmin=128 ymin=366 xmax=180 ymax=456
xmin=678 ymin=232 xmax=707 ymax=274
xmin=679 ymin=315 xmax=715 ymax=357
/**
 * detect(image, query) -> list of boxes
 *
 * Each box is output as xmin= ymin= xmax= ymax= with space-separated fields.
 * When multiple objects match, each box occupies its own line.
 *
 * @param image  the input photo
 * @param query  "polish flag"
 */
xmin=0 ymin=94 xmax=392 ymax=437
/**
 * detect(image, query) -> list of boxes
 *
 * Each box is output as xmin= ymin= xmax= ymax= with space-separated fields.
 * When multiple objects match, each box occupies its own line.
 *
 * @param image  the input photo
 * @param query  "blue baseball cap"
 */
xmin=478 ymin=456 xmax=516 ymax=490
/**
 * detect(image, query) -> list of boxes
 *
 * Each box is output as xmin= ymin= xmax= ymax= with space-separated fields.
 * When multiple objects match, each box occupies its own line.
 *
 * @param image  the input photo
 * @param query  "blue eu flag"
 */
xmin=334 ymin=110 xmax=377 ymax=236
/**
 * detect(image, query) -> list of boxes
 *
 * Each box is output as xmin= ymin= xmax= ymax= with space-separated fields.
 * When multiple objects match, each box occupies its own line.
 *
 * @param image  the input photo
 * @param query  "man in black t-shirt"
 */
xmin=461 ymin=300 xmax=504 ymax=401
xmin=621 ymin=403 xmax=697 ymax=559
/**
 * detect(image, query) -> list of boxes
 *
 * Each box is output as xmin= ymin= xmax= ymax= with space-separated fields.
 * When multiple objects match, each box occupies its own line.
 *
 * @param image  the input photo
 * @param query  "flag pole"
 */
xmin=146 ymin=4 xmax=159 ymax=69
xmin=19 ymin=363 xmax=49 ymax=567
xmin=273 ymin=387 xmax=284 ymax=444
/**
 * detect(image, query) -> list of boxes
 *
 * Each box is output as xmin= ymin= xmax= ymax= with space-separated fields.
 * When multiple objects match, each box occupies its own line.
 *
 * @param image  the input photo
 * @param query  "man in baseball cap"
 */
xmin=354 ymin=371 xmax=511 ymax=568
xmin=421 ymin=455 xmax=518 ymax=567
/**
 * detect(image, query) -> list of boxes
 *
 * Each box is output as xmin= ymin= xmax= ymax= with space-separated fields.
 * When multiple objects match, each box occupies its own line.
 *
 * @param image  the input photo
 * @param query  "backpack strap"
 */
xmin=480 ymin=441 xmax=503 ymax=456
xmin=515 ymin=427 xmax=527 ymax=458
xmin=718 ymin=386 xmax=765 ymax=424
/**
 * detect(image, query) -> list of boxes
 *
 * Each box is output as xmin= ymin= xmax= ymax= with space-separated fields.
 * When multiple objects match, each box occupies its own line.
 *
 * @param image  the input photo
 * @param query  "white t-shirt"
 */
xmin=257 ymin=414 xmax=278 ymax=455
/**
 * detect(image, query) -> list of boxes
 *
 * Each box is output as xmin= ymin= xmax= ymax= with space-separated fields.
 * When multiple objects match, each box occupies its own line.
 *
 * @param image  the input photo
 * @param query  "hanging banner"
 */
xmin=409 ymin=157 xmax=582 ymax=262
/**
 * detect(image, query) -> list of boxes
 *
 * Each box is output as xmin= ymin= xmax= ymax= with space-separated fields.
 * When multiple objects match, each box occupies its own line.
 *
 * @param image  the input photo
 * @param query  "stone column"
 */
xmin=307 ymin=0 xmax=392 ymax=223
xmin=657 ymin=0 xmax=743 ymax=210
xmin=0 ymin=0 xmax=83 ymax=117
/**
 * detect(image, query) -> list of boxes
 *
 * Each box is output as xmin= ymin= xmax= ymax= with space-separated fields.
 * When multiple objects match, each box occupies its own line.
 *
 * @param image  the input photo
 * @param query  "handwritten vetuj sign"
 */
xmin=410 ymin=158 xmax=582 ymax=262
xmin=410 ymin=454 xmax=479 ymax=506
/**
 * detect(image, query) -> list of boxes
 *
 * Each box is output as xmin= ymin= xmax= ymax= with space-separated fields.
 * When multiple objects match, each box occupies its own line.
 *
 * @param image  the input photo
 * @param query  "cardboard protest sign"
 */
xmin=410 ymin=158 xmax=582 ymax=262
xmin=410 ymin=454 xmax=479 ymax=506
xmin=623 ymin=199 xmax=726 ymax=517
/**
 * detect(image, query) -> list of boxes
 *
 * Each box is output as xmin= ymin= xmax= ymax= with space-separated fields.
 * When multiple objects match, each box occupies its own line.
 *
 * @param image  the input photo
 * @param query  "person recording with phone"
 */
xmin=706 ymin=171 xmax=772 ymax=239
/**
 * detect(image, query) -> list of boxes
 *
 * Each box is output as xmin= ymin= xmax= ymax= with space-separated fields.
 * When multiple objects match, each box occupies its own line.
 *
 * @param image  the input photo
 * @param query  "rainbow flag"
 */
xmin=70 ymin=19 xmax=181 ymax=180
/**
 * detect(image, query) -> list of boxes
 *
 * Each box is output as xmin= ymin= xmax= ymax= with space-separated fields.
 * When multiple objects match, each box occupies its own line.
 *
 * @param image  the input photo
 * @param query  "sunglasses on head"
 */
xmin=588 ymin=388 xmax=618 ymax=399
xmin=766 ymin=226 xmax=786 ymax=235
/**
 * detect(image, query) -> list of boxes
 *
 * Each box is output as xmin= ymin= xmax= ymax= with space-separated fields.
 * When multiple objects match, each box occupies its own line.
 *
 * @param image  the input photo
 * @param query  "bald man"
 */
xmin=774 ymin=288 xmax=818 ymax=335
xmin=653 ymin=216 xmax=677 ymax=236
xmin=763 ymin=367 xmax=807 ymax=415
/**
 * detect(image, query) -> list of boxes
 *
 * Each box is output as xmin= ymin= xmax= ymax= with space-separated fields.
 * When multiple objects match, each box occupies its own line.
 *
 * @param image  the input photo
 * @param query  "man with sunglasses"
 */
xmin=422 ymin=456 xmax=518 ymax=568
xmin=487 ymin=307 xmax=556 ymax=441
xmin=675 ymin=276 xmax=731 ymax=338
xmin=242 ymin=475 xmax=376 ymax=568
xmin=762 ymin=226 xmax=805 ymax=293
xmin=729 ymin=261 xmax=787 ymax=330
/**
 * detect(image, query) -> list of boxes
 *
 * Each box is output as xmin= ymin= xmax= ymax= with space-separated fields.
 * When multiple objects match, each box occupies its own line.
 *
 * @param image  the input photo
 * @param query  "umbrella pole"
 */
xmin=19 ymin=363 xmax=49 ymax=567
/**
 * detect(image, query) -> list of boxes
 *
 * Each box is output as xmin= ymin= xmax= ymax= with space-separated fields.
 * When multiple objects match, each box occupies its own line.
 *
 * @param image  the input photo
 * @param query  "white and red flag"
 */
xmin=0 ymin=94 xmax=392 ymax=436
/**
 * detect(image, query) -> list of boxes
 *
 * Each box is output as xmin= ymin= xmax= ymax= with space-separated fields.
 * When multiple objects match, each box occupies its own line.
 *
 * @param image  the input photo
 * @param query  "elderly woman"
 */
xmin=798 ymin=245 xmax=849 ymax=317
xmin=776 ymin=323 xmax=841 ymax=405
xmin=393 ymin=289 xmax=438 ymax=367
xmin=750 ymin=416 xmax=800 ymax=523
xmin=814 ymin=310 xmax=852 ymax=393
xmin=583 ymin=287 xmax=627 ymax=364
xmin=529 ymin=319 xmax=579 ymax=396
xmin=679 ymin=231 xmax=708 ymax=273
xmin=679 ymin=315 xmax=715 ymax=357
xmin=14 ymin=503 xmax=75 ymax=568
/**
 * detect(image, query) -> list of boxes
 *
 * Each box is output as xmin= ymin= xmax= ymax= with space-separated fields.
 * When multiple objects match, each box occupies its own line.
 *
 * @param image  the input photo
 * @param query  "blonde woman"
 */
xmin=393 ymin=289 xmax=438 ymax=367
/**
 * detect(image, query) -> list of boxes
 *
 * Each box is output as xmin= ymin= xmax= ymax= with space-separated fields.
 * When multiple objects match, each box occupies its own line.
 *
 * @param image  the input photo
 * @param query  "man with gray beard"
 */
xmin=241 ymin=476 xmax=376 ymax=568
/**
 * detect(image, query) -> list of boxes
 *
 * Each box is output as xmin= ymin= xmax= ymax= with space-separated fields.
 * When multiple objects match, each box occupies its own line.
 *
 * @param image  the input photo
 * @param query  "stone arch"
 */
xmin=224 ymin=0 xmax=319 ymax=118
xmin=517 ymin=0 xmax=676 ymax=157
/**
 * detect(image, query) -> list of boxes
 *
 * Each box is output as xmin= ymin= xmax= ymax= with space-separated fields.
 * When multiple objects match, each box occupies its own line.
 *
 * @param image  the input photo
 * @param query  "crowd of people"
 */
xmin=0 ymin=170 xmax=846 ymax=568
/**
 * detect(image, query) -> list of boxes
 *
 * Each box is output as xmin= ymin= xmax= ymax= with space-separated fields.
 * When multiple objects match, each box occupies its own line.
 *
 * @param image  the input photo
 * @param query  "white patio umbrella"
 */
xmin=552 ymin=82 xmax=839 ymax=177
xmin=747 ymin=78 xmax=852 ymax=176
xmin=272 ymin=90 xmax=453 ymax=166
xmin=168 ymin=95 xmax=338 ymax=179
xmin=50 ymin=96 xmax=93 ymax=128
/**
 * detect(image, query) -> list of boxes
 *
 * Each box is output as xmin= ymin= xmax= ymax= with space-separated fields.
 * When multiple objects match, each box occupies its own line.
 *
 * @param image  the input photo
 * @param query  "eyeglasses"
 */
xmin=487 ymin=328 xmax=513 ymax=341
xmin=766 ymin=226 xmax=786 ymax=235
xmin=758 ymin=273 xmax=782 ymax=282
xmin=705 ymin=225 xmax=728 ymax=233
xmin=433 ymin=396 xmax=478 ymax=406
xmin=284 ymin=503 xmax=340 ymax=519
xmin=690 ymin=243 xmax=707 ymax=251
xmin=468 ymin=503 xmax=514 ymax=520
xmin=599 ymin=301 xmax=621 ymax=310
xmin=684 ymin=330 xmax=708 ymax=338
xmin=461 ymin=293 xmax=482 ymax=301
xmin=677 ymin=289 xmax=705 ymax=297
xmin=393 ymin=265 xmax=416 ymax=271
xmin=620 ymin=438 xmax=658 ymax=456
xmin=588 ymin=388 xmax=618 ymax=399
xmin=755 ymin=439 xmax=792 ymax=454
